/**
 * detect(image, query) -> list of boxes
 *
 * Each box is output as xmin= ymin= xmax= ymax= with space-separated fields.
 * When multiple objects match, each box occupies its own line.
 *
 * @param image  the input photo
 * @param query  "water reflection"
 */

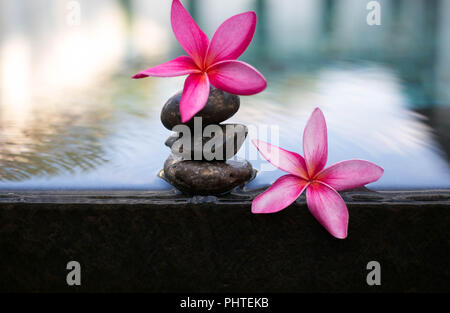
xmin=0 ymin=0 xmax=449 ymax=190
xmin=234 ymin=65 xmax=450 ymax=190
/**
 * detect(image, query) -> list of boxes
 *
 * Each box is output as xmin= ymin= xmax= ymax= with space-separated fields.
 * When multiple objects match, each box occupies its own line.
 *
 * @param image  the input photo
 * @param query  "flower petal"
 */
xmin=306 ymin=182 xmax=349 ymax=239
xmin=252 ymin=140 xmax=309 ymax=179
xmin=205 ymin=12 xmax=257 ymax=66
xmin=316 ymin=160 xmax=384 ymax=191
xmin=303 ymin=108 xmax=328 ymax=178
xmin=179 ymin=73 xmax=210 ymax=123
xmin=132 ymin=56 xmax=200 ymax=79
xmin=207 ymin=60 xmax=267 ymax=95
xmin=252 ymin=175 xmax=308 ymax=214
xmin=171 ymin=0 xmax=209 ymax=68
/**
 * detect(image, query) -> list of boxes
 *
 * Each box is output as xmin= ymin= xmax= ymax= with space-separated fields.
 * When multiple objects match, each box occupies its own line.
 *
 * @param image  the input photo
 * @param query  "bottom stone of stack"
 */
xmin=161 ymin=154 xmax=255 ymax=195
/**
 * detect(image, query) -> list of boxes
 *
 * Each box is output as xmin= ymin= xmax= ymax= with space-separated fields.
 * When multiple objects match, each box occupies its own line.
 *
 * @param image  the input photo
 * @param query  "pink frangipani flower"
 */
xmin=252 ymin=108 xmax=384 ymax=239
xmin=133 ymin=0 xmax=267 ymax=123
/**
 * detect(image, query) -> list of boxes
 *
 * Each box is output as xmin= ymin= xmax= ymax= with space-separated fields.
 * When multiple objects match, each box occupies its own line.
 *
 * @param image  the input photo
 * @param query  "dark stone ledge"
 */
xmin=0 ymin=189 xmax=449 ymax=293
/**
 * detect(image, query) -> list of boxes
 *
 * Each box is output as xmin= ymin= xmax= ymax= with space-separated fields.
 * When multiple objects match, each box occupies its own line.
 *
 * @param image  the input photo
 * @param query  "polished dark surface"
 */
xmin=0 ymin=189 xmax=449 ymax=292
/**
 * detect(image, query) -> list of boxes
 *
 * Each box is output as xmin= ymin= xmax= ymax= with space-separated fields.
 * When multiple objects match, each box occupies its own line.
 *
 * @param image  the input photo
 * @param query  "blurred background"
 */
xmin=0 ymin=0 xmax=449 ymax=190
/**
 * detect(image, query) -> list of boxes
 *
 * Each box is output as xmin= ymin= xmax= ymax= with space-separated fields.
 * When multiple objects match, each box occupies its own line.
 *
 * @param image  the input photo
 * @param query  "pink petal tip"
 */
xmin=132 ymin=73 xmax=148 ymax=79
xmin=303 ymin=107 xmax=328 ymax=178
xmin=306 ymin=182 xmax=349 ymax=239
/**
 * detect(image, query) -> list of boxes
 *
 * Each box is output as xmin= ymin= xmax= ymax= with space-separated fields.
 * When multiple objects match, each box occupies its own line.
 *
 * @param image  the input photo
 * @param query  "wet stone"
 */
xmin=162 ymin=154 xmax=254 ymax=195
xmin=165 ymin=124 xmax=248 ymax=161
xmin=161 ymin=87 xmax=240 ymax=130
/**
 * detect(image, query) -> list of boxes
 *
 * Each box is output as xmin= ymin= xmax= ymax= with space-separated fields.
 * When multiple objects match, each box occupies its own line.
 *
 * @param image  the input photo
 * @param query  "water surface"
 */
xmin=0 ymin=0 xmax=449 ymax=190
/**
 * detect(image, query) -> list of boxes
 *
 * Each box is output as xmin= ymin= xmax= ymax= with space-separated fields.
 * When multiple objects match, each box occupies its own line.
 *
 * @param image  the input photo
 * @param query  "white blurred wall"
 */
xmin=266 ymin=0 xmax=322 ymax=56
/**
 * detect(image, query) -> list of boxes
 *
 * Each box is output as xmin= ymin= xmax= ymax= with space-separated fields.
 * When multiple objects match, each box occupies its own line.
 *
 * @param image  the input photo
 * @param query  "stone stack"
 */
xmin=160 ymin=87 xmax=254 ymax=195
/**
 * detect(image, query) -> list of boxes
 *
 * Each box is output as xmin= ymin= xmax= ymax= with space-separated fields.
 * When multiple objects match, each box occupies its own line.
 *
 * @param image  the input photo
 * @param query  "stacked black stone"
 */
xmin=160 ymin=87 xmax=254 ymax=195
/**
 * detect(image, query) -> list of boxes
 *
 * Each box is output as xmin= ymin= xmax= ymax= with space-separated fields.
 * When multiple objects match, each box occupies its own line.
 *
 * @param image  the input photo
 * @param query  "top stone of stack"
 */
xmin=160 ymin=87 xmax=240 ymax=130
